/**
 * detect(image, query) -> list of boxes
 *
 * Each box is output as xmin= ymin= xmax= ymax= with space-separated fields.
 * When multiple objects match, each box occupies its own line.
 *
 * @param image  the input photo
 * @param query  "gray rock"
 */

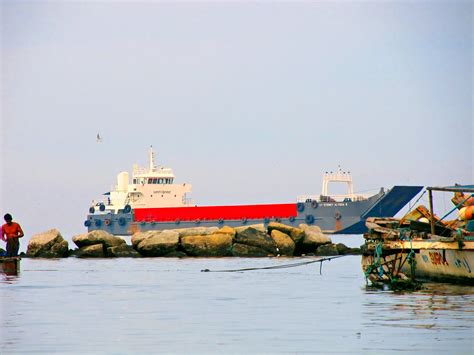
xmin=296 ymin=224 xmax=332 ymax=254
xmin=302 ymin=230 xmax=331 ymax=246
xmin=315 ymin=243 xmax=339 ymax=256
xmin=27 ymin=229 xmax=69 ymax=258
xmin=234 ymin=224 xmax=266 ymax=233
xmin=107 ymin=244 xmax=141 ymax=257
xmin=234 ymin=227 xmax=277 ymax=254
xmin=76 ymin=244 xmax=105 ymax=258
xmin=181 ymin=233 xmax=233 ymax=257
xmin=299 ymin=223 xmax=323 ymax=233
xmin=335 ymin=243 xmax=350 ymax=255
xmin=232 ymin=243 xmax=270 ymax=257
xmin=136 ymin=230 xmax=179 ymax=256
xmin=131 ymin=231 xmax=160 ymax=249
xmin=72 ymin=230 xmax=126 ymax=249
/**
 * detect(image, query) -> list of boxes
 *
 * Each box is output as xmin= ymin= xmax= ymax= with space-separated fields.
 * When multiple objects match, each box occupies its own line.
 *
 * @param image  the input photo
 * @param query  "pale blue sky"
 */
xmin=1 ymin=1 xmax=472 ymax=246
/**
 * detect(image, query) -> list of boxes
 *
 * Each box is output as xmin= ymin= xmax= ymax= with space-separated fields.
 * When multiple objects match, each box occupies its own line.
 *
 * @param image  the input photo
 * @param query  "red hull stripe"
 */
xmin=134 ymin=203 xmax=298 ymax=222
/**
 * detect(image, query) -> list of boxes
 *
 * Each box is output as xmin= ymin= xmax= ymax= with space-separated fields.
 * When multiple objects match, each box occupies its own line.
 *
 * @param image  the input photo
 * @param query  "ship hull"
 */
xmin=86 ymin=186 xmax=423 ymax=235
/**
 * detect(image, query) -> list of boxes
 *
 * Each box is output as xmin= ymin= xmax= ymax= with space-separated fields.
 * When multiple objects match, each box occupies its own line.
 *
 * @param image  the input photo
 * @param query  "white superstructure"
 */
xmin=93 ymin=147 xmax=193 ymax=213
xmin=297 ymin=166 xmax=370 ymax=203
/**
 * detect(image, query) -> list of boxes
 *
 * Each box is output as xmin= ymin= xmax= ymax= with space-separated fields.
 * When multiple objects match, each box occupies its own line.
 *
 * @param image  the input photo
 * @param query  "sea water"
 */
xmin=1 ymin=236 xmax=473 ymax=354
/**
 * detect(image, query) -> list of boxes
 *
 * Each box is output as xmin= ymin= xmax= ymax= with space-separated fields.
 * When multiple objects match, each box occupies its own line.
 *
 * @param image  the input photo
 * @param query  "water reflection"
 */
xmin=1 ymin=273 xmax=21 ymax=284
xmin=363 ymin=283 xmax=474 ymax=332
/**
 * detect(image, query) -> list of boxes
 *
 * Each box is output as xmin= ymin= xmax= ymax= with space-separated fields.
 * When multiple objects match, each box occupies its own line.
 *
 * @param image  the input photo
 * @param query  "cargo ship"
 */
xmin=84 ymin=147 xmax=422 ymax=235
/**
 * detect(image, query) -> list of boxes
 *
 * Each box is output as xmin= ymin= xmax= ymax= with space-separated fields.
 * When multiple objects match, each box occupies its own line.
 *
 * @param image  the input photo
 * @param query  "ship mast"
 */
xmin=149 ymin=145 xmax=157 ymax=173
xmin=322 ymin=165 xmax=354 ymax=199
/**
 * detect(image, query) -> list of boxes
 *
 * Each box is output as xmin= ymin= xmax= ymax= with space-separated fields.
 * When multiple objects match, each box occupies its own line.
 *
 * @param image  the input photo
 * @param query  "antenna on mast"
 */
xmin=149 ymin=145 xmax=156 ymax=172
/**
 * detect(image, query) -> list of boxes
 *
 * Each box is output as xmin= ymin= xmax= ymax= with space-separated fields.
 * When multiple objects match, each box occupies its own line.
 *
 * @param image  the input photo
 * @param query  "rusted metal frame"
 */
xmin=426 ymin=187 xmax=474 ymax=193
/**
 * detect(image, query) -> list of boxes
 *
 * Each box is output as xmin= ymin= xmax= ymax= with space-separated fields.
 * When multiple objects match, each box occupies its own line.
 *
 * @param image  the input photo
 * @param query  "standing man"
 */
xmin=1 ymin=213 xmax=24 ymax=257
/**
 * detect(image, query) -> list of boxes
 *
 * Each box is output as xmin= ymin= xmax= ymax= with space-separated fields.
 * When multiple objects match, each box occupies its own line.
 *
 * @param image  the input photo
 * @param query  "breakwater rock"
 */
xmin=26 ymin=223 xmax=360 ymax=258
xmin=27 ymin=229 xmax=69 ymax=258
xmin=71 ymin=230 xmax=139 ymax=258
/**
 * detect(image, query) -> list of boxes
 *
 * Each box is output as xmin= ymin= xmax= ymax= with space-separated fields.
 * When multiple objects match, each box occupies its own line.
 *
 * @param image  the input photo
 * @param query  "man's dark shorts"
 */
xmin=6 ymin=238 xmax=20 ymax=257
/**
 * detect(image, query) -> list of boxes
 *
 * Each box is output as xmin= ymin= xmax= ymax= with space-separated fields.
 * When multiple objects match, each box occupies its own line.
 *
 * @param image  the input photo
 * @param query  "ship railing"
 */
xmin=182 ymin=197 xmax=194 ymax=206
xmin=296 ymin=194 xmax=370 ymax=203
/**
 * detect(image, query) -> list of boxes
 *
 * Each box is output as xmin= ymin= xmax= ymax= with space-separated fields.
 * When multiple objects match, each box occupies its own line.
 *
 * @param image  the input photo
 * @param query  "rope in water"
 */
xmin=201 ymin=255 xmax=345 ymax=273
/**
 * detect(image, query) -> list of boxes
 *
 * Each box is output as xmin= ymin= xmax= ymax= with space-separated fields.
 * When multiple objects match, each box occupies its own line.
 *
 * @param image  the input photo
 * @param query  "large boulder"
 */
xmin=27 ymin=229 xmax=69 ymax=258
xmin=267 ymin=222 xmax=294 ymax=235
xmin=107 ymin=244 xmax=141 ymax=258
xmin=72 ymin=230 xmax=126 ymax=249
xmin=136 ymin=230 xmax=179 ymax=256
xmin=234 ymin=227 xmax=277 ymax=254
xmin=298 ymin=224 xmax=331 ymax=254
xmin=76 ymin=244 xmax=105 ymax=258
xmin=234 ymin=224 xmax=266 ymax=234
xmin=131 ymin=231 xmax=160 ymax=249
xmin=181 ymin=233 xmax=233 ymax=257
xmin=232 ymin=243 xmax=270 ymax=257
xmin=299 ymin=224 xmax=331 ymax=242
xmin=268 ymin=222 xmax=305 ymax=244
xmin=270 ymin=230 xmax=295 ymax=256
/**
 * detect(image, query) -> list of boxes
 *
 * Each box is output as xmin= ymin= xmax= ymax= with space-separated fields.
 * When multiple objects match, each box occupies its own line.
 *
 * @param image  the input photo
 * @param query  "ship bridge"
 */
xmin=93 ymin=146 xmax=193 ymax=213
xmin=297 ymin=166 xmax=370 ymax=203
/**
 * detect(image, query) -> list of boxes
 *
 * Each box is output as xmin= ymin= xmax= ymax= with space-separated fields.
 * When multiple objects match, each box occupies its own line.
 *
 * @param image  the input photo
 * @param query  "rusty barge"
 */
xmin=362 ymin=186 xmax=474 ymax=287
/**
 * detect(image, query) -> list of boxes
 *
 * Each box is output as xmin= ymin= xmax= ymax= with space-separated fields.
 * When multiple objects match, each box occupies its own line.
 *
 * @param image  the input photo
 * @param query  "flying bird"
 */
xmin=96 ymin=133 xmax=103 ymax=143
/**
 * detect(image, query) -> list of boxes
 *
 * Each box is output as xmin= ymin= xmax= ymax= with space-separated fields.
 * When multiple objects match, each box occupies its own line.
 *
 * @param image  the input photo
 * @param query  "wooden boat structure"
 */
xmin=0 ymin=257 xmax=21 ymax=275
xmin=362 ymin=186 xmax=474 ymax=289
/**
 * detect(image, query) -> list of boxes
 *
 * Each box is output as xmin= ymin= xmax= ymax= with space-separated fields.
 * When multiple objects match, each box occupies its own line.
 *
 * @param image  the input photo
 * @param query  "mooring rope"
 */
xmin=407 ymin=190 xmax=427 ymax=213
xmin=201 ymin=255 xmax=345 ymax=274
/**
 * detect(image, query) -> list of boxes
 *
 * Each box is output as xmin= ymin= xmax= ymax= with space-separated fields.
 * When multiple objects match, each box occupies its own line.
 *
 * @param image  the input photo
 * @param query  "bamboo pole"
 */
xmin=428 ymin=189 xmax=435 ymax=235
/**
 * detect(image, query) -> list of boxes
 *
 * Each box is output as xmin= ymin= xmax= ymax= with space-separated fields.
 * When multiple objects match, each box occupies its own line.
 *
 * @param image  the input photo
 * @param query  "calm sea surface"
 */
xmin=1 ymin=236 xmax=473 ymax=354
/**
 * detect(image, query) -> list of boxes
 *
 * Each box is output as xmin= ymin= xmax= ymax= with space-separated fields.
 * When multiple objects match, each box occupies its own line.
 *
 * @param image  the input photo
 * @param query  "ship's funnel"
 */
xmin=117 ymin=171 xmax=129 ymax=192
